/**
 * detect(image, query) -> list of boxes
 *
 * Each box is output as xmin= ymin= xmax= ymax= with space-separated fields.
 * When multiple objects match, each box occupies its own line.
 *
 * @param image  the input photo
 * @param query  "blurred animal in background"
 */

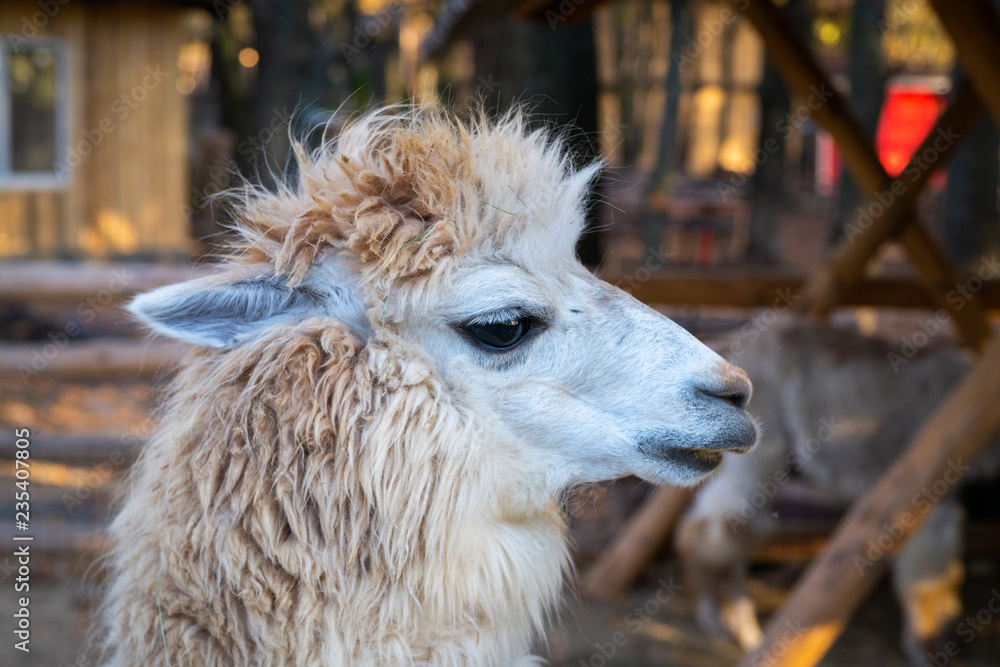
xmin=99 ymin=107 xmax=758 ymax=666
xmin=676 ymin=320 xmax=1000 ymax=665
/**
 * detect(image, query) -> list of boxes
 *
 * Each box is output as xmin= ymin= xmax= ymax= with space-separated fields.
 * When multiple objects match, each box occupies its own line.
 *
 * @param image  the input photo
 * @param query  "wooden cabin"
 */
xmin=0 ymin=0 xmax=203 ymax=259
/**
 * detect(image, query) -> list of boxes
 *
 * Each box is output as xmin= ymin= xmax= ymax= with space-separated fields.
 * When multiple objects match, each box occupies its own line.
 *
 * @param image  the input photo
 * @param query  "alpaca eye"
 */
xmin=466 ymin=317 xmax=531 ymax=350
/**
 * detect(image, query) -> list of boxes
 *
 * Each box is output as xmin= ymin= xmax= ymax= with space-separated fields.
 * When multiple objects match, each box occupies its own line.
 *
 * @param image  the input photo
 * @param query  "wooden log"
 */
xmin=751 ymin=522 xmax=1000 ymax=563
xmin=738 ymin=334 xmax=1000 ymax=667
xmin=0 ymin=524 xmax=108 ymax=555
xmin=0 ymin=432 xmax=143 ymax=464
xmin=0 ymin=261 xmax=204 ymax=305
xmin=0 ymin=339 xmax=186 ymax=379
xmin=737 ymin=0 xmax=991 ymax=348
xmin=582 ymin=485 xmax=692 ymax=602
xmin=602 ymin=270 xmax=1000 ymax=310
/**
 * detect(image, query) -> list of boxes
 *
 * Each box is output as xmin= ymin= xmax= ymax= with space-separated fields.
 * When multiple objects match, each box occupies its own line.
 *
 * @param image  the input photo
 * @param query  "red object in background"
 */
xmin=815 ymin=130 xmax=840 ymax=197
xmin=815 ymin=77 xmax=950 ymax=195
xmin=695 ymin=228 xmax=714 ymax=266
xmin=876 ymin=77 xmax=949 ymax=184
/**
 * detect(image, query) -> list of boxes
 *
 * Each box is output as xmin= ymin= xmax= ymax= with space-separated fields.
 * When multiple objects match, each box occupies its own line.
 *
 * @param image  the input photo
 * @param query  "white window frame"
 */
xmin=0 ymin=37 xmax=70 ymax=190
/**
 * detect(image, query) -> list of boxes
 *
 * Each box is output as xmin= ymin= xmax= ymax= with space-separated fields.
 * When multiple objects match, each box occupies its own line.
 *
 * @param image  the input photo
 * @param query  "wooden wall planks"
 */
xmin=0 ymin=0 xmax=190 ymax=259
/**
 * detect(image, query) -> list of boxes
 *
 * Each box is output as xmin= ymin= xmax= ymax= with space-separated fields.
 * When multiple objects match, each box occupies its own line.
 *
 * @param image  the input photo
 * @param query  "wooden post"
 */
xmin=929 ymin=0 xmax=1000 ymax=127
xmin=738 ymin=335 xmax=1000 ymax=667
xmin=736 ymin=0 xmax=991 ymax=348
xmin=593 ymin=4 xmax=624 ymax=167
xmin=582 ymin=485 xmax=692 ymax=601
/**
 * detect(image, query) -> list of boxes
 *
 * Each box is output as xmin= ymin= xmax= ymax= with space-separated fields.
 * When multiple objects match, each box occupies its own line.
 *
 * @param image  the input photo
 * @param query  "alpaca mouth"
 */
xmin=635 ymin=414 xmax=757 ymax=479
xmin=653 ymin=447 xmax=725 ymax=475
xmin=638 ymin=415 xmax=758 ymax=458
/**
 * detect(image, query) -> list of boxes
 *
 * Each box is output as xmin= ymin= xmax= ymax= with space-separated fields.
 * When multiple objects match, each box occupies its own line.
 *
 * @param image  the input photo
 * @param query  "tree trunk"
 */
xmin=251 ymin=0 xmax=338 ymax=184
xmin=745 ymin=55 xmax=789 ymax=262
xmin=942 ymin=74 xmax=1000 ymax=267
xmin=745 ymin=0 xmax=811 ymax=262
xmin=472 ymin=15 xmax=601 ymax=265
xmin=640 ymin=0 xmax=693 ymax=255
xmin=828 ymin=0 xmax=887 ymax=244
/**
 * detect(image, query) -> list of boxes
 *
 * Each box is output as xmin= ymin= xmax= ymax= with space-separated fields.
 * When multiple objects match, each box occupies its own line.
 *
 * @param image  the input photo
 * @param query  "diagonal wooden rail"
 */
xmin=735 ymin=0 xmax=991 ymax=348
xmin=738 ymin=334 xmax=1000 ymax=667
xmin=582 ymin=485 xmax=692 ymax=601
xmin=734 ymin=1 xmax=1000 ymax=665
xmin=929 ymin=0 xmax=1000 ymax=126
xmin=802 ymin=81 xmax=983 ymax=317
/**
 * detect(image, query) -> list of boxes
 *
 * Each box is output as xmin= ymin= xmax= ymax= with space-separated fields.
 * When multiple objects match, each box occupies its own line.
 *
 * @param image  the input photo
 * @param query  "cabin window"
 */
xmin=0 ymin=40 xmax=69 ymax=189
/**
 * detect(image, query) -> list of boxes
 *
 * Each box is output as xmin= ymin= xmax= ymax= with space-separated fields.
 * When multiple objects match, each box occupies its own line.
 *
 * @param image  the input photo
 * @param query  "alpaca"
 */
xmin=676 ymin=319 xmax=1000 ymax=665
xmin=102 ymin=107 xmax=758 ymax=665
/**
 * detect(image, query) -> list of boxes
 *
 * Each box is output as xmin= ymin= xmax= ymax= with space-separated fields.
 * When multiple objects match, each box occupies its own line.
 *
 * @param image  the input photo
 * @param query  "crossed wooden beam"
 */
xmin=585 ymin=1 xmax=1000 ymax=665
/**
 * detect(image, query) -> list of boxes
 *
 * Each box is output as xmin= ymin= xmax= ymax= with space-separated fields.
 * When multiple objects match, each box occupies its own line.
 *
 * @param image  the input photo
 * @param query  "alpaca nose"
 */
xmin=696 ymin=363 xmax=752 ymax=410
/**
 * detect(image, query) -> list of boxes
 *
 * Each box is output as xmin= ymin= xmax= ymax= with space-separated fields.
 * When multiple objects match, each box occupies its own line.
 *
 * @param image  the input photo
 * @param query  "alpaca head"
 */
xmin=130 ymin=107 xmax=756 ymax=490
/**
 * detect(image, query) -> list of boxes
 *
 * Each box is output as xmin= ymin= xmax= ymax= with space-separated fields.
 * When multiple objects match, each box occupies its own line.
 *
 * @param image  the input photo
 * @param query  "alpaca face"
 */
xmin=132 ymin=253 xmax=755 ymax=491
xmin=128 ymin=109 xmax=756 ymax=491
xmin=397 ymin=250 xmax=757 ymax=489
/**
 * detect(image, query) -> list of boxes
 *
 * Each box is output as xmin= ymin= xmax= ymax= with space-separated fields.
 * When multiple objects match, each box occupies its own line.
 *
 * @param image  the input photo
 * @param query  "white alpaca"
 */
xmin=100 ymin=107 xmax=758 ymax=665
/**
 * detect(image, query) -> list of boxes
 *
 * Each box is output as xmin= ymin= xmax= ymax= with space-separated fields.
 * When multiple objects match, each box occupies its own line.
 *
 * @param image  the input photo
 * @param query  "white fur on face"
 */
xmin=130 ymin=240 xmax=756 ymax=493
xmin=400 ymin=254 xmax=758 ymax=491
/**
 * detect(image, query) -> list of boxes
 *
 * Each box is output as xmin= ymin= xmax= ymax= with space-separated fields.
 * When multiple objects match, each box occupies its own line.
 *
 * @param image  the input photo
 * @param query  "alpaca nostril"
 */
xmin=717 ymin=389 xmax=749 ymax=410
xmin=698 ymin=386 xmax=750 ymax=410
xmin=698 ymin=364 xmax=752 ymax=410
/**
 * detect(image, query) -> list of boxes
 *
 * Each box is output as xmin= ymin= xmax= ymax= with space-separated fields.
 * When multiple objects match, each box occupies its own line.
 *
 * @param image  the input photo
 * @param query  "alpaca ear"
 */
xmin=128 ymin=267 xmax=369 ymax=348
xmin=567 ymin=162 xmax=602 ymax=203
